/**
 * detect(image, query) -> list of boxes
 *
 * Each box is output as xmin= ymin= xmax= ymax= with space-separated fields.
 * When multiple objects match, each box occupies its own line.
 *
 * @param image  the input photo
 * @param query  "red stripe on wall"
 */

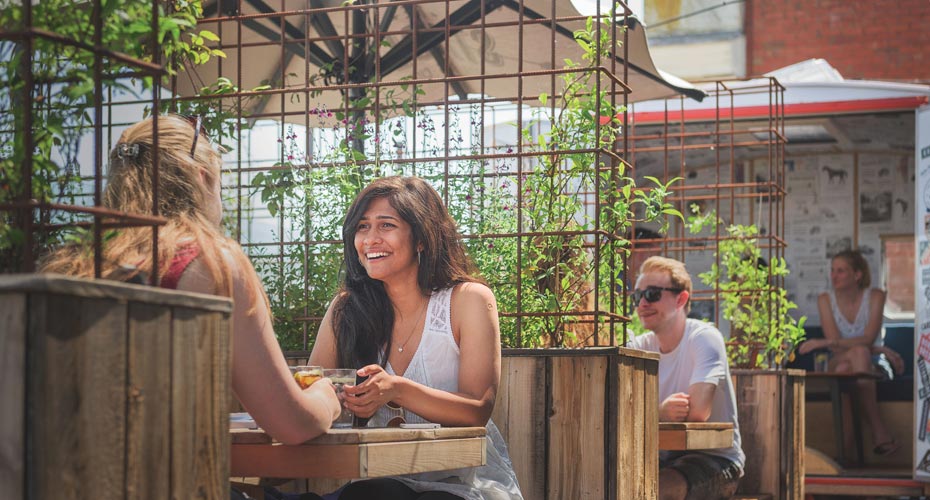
xmin=631 ymin=96 xmax=929 ymax=125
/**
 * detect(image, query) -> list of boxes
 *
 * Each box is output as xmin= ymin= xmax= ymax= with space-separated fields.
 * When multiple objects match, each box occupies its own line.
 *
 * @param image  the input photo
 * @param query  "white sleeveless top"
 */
xmin=827 ymin=288 xmax=881 ymax=346
xmin=368 ymin=286 xmax=524 ymax=500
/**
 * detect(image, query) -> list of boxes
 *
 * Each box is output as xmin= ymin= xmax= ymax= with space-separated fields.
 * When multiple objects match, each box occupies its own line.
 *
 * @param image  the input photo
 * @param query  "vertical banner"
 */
xmin=914 ymin=104 xmax=930 ymax=481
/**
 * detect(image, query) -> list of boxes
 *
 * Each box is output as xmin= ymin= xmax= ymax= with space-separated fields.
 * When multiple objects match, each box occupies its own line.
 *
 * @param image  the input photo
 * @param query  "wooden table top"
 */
xmin=230 ymin=426 xmax=488 ymax=479
xmin=804 ymin=371 xmax=881 ymax=380
xmin=231 ymin=426 xmax=486 ymax=445
xmin=658 ymin=422 xmax=735 ymax=451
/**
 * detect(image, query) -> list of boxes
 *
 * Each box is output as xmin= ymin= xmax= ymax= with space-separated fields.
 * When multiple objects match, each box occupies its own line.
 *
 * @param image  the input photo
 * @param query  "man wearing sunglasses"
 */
xmin=627 ymin=256 xmax=744 ymax=500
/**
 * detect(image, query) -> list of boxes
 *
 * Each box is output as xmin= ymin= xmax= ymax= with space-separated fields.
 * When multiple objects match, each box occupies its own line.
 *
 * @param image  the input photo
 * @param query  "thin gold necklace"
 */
xmin=396 ymin=298 xmax=428 ymax=353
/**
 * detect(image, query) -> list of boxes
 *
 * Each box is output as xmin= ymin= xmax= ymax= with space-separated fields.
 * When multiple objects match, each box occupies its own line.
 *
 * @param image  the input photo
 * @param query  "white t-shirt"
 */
xmin=628 ymin=319 xmax=745 ymax=470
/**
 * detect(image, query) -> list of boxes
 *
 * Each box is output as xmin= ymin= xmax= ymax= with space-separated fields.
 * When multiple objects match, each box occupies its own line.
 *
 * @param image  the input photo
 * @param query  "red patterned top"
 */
xmin=159 ymin=245 xmax=200 ymax=290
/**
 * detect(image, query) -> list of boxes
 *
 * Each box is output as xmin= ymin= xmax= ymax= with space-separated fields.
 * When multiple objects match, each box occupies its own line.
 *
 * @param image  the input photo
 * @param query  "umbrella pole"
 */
xmin=348 ymin=3 xmax=369 ymax=187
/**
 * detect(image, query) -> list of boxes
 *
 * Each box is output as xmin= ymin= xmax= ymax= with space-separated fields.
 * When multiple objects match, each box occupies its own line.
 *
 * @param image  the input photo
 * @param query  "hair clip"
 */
xmin=116 ymin=143 xmax=140 ymax=159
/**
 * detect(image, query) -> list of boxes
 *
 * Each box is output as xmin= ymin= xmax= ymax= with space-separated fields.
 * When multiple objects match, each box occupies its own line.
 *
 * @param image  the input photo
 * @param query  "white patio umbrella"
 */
xmin=176 ymin=0 xmax=704 ymax=125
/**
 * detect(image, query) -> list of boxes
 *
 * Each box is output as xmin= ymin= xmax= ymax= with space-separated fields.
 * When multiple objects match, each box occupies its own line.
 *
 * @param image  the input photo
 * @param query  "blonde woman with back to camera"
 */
xmin=41 ymin=115 xmax=342 ymax=450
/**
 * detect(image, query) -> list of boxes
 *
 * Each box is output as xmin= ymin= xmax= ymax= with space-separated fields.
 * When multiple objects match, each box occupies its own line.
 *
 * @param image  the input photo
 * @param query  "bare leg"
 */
xmin=659 ymin=468 xmax=688 ymax=500
xmin=845 ymin=345 xmax=894 ymax=447
xmin=831 ymin=358 xmax=857 ymax=457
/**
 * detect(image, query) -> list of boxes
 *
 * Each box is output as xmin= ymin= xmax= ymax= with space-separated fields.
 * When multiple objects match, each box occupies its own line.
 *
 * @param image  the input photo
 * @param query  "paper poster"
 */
xmin=895 ymin=155 xmax=916 ymax=234
xmin=785 ymin=156 xmax=830 ymax=323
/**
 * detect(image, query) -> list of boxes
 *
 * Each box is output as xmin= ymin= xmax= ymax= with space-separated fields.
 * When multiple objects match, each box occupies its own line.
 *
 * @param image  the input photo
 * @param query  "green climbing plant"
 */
xmin=0 ymin=0 xmax=243 ymax=271
xmin=688 ymin=206 xmax=806 ymax=368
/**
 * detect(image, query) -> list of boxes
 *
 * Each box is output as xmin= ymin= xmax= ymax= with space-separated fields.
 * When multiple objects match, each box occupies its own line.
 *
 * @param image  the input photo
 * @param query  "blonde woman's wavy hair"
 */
xmin=41 ymin=115 xmax=268 ymax=311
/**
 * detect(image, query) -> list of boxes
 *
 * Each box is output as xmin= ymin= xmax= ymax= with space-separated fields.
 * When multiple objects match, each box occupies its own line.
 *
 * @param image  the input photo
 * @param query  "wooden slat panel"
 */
xmin=230 ymin=438 xmax=485 ymax=478
xmin=33 ymin=293 xmax=127 ymax=500
xmin=0 ymin=293 xmax=25 ymax=500
xmin=492 ymin=355 xmax=545 ymax=500
xmin=643 ymin=356 xmax=659 ymax=500
xmin=171 ymin=307 xmax=198 ymax=500
xmin=199 ymin=310 xmax=230 ymax=500
xmin=178 ymin=309 xmax=230 ymax=500
xmin=549 ymin=355 xmax=606 ymax=499
xmin=734 ymin=371 xmax=780 ymax=498
xmin=230 ymin=443 xmax=361 ymax=478
xmin=616 ymin=355 xmax=636 ymax=500
xmin=230 ymin=427 xmax=486 ymax=445
xmin=658 ymin=427 xmax=734 ymax=450
xmin=364 ymin=437 xmax=486 ymax=477
xmin=170 ymin=308 xmax=230 ymax=500
xmin=787 ymin=371 xmax=805 ymax=500
xmin=0 ymin=274 xmax=231 ymax=312
xmin=126 ymin=302 xmax=171 ymax=500
xmin=804 ymin=482 xmax=925 ymax=496
xmin=616 ymin=347 xmax=659 ymax=500
xmin=630 ymin=356 xmax=646 ymax=498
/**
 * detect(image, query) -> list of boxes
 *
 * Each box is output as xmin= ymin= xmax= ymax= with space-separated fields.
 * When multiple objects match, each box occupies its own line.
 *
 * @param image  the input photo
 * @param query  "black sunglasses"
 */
xmin=632 ymin=286 xmax=682 ymax=304
xmin=385 ymin=401 xmax=406 ymax=428
xmin=181 ymin=115 xmax=207 ymax=158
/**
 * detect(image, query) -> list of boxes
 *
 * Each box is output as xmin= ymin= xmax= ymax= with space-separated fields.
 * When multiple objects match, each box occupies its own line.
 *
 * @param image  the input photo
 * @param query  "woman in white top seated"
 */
xmin=799 ymin=250 xmax=905 ymax=457
xmin=309 ymin=176 xmax=522 ymax=500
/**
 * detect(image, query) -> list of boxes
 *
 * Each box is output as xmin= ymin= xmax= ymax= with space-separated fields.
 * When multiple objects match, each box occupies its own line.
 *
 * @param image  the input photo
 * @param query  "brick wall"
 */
xmin=747 ymin=0 xmax=930 ymax=82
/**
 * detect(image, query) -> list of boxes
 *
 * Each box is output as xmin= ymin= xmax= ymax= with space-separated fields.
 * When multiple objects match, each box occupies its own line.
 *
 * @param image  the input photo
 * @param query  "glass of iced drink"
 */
xmin=323 ymin=368 xmax=357 ymax=428
xmin=290 ymin=365 xmax=324 ymax=389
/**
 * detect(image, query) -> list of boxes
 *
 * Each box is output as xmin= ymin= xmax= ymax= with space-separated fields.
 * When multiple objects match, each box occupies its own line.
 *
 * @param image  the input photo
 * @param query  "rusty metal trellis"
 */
xmin=0 ymin=0 xmax=168 ymax=281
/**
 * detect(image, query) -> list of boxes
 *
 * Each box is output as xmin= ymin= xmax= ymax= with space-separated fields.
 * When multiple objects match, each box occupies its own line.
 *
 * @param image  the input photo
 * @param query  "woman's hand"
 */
xmin=799 ymin=338 xmax=828 ymax=355
xmin=306 ymin=378 xmax=343 ymax=421
xmin=342 ymin=364 xmax=402 ymax=418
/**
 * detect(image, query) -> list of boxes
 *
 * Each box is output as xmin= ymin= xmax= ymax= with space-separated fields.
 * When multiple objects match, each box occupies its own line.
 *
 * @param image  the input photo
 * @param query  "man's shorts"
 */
xmin=660 ymin=451 xmax=741 ymax=500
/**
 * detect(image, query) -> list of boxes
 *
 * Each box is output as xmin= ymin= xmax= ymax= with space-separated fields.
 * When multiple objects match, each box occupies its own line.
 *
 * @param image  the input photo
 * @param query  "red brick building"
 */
xmin=746 ymin=0 xmax=930 ymax=82
xmin=644 ymin=0 xmax=929 ymax=83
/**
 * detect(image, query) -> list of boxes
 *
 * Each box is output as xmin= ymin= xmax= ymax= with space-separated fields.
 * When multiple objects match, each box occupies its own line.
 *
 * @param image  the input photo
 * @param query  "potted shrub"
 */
xmin=688 ymin=208 xmax=806 ymax=369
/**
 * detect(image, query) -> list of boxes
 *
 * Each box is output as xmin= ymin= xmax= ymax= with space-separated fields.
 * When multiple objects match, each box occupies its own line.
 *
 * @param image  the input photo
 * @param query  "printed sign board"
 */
xmin=915 ymin=104 xmax=930 ymax=481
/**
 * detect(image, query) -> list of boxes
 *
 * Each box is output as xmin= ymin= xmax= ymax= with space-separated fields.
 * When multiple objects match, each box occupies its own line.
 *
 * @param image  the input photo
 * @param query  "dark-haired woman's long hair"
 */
xmin=332 ymin=176 xmax=483 ymax=369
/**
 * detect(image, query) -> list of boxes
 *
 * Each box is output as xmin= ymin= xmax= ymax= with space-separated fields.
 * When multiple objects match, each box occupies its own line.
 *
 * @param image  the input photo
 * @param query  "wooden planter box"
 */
xmin=0 ymin=274 xmax=232 ymax=500
xmin=492 ymin=346 xmax=659 ymax=500
xmin=732 ymin=369 xmax=805 ymax=500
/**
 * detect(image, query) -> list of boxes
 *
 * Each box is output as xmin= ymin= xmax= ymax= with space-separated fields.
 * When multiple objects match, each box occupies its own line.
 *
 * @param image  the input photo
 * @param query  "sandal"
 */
xmin=873 ymin=439 xmax=900 ymax=457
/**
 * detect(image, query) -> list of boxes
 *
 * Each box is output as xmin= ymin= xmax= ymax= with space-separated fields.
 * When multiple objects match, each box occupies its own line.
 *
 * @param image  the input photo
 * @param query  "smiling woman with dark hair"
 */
xmin=310 ymin=176 xmax=523 ymax=500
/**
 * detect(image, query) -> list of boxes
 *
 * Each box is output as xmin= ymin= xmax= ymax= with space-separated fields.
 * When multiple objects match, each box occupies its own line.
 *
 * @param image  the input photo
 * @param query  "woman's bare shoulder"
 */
xmin=452 ymin=281 xmax=496 ymax=303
